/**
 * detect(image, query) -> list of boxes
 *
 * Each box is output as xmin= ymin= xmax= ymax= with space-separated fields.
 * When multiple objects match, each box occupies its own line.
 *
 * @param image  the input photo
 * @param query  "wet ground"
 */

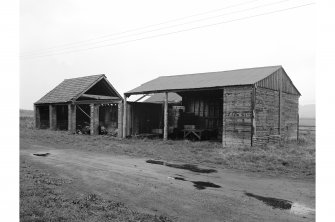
xmin=146 ymin=160 xmax=217 ymax=173
xmin=244 ymin=192 xmax=292 ymax=210
xmin=21 ymin=142 xmax=315 ymax=222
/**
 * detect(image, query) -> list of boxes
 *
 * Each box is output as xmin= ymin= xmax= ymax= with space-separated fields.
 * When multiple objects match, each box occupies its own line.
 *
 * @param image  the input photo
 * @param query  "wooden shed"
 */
xmin=34 ymin=74 xmax=123 ymax=137
xmin=123 ymin=66 xmax=301 ymax=146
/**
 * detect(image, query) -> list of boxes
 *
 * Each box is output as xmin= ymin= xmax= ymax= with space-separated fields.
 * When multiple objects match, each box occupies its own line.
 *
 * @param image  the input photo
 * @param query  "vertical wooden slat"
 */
xmin=279 ymin=70 xmax=282 ymax=136
xmin=122 ymin=95 xmax=127 ymax=138
xmin=163 ymin=92 xmax=168 ymax=141
xmin=222 ymin=88 xmax=225 ymax=147
xmin=251 ymin=85 xmax=256 ymax=146
xmin=297 ymin=113 xmax=299 ymax=141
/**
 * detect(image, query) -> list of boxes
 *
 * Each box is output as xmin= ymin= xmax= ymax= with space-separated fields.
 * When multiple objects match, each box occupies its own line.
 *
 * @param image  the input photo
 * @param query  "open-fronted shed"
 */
xmin=124 ymin=66 xmax=300 ymax=146
xmin=34 ymin=74 xmax=123 ymax=136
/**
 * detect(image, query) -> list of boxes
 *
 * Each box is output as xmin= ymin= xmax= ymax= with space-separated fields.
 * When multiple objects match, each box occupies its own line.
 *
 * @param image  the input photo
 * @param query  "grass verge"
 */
xmin=20 ymin=156 xmax=172 ymax=222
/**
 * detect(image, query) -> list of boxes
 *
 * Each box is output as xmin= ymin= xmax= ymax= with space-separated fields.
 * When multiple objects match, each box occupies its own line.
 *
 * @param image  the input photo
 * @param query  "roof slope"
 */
xmin=126 ymin=66 xmax=282 ymax=95
xmin=144 ymin=92 xmax=182 ymax=103
xmin=35 ymin=74 xmax=106 ymax=104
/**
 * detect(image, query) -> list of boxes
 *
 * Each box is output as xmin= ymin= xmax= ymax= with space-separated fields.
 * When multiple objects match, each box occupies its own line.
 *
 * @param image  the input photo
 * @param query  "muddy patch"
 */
xmin=33 ymin=153 xmax=50 ymax=157
xmin=245 ymin=192 xmax=292 ymax=210
xmin=192 ymin=181 xmax=221 ymax=190
xmin=146 ymin=160 xmax=217 ymax=173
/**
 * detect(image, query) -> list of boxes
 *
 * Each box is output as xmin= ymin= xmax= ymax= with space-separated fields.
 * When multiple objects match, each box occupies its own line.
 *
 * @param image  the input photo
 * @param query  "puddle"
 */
xmin=245 ymin=192 xmax=292 ymax=210
xmin=146 ymin=160 xmax=217 ymax=173
xmin=192 ymin=181 xmax=221 ymax=190
xmin=168 ymin=176 xmax=221 ymax=190
xmin=33 ymin=153 xmax=50 ymax=157
xmin=174 ymin=177 xmax=186 ymax=181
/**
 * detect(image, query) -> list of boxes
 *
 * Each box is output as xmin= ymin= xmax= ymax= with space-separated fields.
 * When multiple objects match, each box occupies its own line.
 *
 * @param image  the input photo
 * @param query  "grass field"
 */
xmin=20 ymin=116 xmax=315 ymax=178
xmin=299 ymin=118 xmax=315 ymax=127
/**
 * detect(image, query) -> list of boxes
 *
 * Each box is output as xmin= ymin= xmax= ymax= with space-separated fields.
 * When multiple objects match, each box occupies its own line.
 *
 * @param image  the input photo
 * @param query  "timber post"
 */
xmin=49 ymin=105 xmax=56 ymax=130
xmin=163 ymin=92 xmax=168 ymax=141
xmin=34 ymin=105 xmax=40 ymax=129
xmin=90 ymin=104 xmax=99 ymax=135
xmin=117 ymin=101 xmax=123 ymax=138
xmin=122 ymin=94 xmax=127 ymax=138
xmin=68 ymin=104 xmax=76 ymax=134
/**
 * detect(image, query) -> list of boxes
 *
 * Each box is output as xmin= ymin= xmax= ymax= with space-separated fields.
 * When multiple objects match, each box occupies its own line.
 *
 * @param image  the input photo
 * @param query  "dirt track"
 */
xmin=20 ymin=143 xmax=315 ymax=222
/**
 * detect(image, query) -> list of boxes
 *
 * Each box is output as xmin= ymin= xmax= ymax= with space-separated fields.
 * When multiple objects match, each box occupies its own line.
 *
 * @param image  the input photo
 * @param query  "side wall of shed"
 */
xmin=253 ymin=88 xmax=299 ymax=145
xmin=223 ymin=86 xmax=252 ymax=146
xmin=253 ymin=87 xmax=280 ymax=145
xmin=281 ymin=92 xmax=299 ymax=140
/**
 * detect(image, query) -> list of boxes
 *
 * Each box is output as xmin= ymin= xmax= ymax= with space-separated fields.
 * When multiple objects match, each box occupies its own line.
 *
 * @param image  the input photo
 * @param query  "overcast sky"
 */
xmin=20 ymin=0 xmax=315 ymax=110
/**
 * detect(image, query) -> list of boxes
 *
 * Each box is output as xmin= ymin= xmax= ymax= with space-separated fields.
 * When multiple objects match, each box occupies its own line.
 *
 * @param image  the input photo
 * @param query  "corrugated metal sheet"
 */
xmin=126 ymin=66 xmax=282 ymax=95
xmin=35 ymin=74 xmax=105 ymax=104
xmin=144 ymin=92 xmax=182 ymax=103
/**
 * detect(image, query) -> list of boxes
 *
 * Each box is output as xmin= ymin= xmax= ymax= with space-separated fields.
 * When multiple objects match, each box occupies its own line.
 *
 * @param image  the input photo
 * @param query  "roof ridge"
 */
xmin=158 ymin=65 xmax=282 ymax=78
xmin=64 ymin=74 xmax=105 ymax=80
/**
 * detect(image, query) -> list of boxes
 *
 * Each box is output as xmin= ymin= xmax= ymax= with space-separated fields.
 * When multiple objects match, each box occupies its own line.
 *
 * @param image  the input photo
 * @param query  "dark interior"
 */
xmin=56 ymin=105 xmax=68 ymax=130
xmin=39 ymin=105 xmax=50 ymax=129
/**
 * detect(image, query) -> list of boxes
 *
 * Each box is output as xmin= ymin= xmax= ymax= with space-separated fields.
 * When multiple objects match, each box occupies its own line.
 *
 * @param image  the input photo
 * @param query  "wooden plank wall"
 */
xmin=281 ymin=92 xmax=299 ymax=140
xmin=223 ymin=86 xmax=252 ymax=146
xmin=256 ymin=68 xmax=300 ymax=95
xmin=253 ymin=68 xmax=300 ymax=145
xmin=253 ymin=89 xmax=299 ymax=145
xmin=253 ymin=87 xmax=280 ymax=146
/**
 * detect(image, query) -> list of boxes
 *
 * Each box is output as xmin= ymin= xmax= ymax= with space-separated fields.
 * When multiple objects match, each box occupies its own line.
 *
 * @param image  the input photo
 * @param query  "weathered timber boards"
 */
xmin=255 ymin=67 xmax=300 ymax=95
xmin=255 ymin=87 xmax=279 ymax=137
xmin=223 ymin=86 xmax=252 ymax=146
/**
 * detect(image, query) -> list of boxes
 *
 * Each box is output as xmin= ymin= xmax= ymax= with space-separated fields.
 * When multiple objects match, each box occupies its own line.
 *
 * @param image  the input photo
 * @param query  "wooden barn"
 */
xmin=34 ymin=74 xmax=123 ymax=136
xmin=123 ymin=66 xmax=301 ymax=146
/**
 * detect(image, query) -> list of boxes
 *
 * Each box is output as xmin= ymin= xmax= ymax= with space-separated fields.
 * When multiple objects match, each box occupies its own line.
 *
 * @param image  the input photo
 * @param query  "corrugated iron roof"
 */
xmin=126 ymin=66 xmax=282 ymax=95
xmin=144 ymin=92 xmax=182 ymax=103
xmin=35 ymin=74 xmax=105 ymax=104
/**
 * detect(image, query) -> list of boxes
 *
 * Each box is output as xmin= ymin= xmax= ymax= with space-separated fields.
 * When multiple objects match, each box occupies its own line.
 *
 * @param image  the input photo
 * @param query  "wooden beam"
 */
xmin=122 ymin=95 xmax=127 ymax=138
xmin=34 ymin=105 xmax=40 ymax=129
xmin=134 ymin=94 xmax=147 ymax=102
xmin=73 ymin=99 xmax=121 ymax=105
xmin=77 ymin=105 xmax=91 ymax=119
xmin=81 ymin=94 xmax=119 ymax=100
xmin=124 ymin=85 xmax=253 ymax=97
xmin=163 ymin=92 xmax=168 ymax=141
